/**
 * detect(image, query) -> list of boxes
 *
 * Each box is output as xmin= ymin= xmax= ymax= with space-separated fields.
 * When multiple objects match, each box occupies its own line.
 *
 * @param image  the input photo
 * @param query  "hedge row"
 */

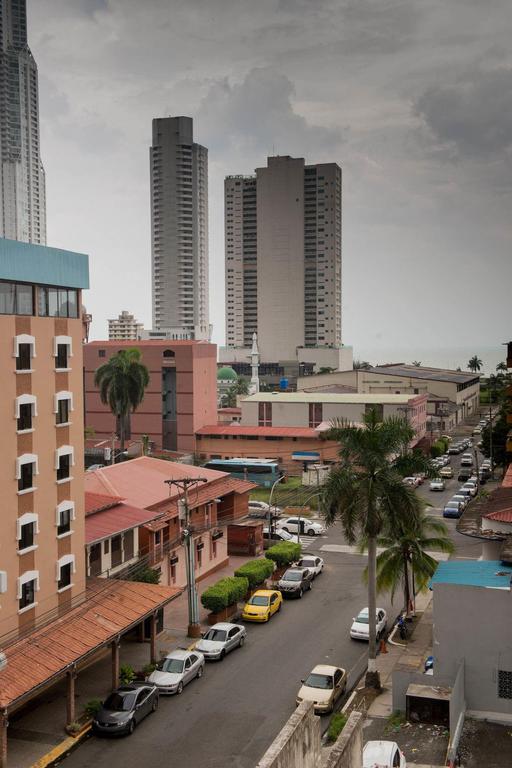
xmin=200 ymin=576 xmax=249 ymax=613
xmin=234 ymin=558 xmax=274 ymax=589
xmin=265 ymin=542 xmax=302 ymax=568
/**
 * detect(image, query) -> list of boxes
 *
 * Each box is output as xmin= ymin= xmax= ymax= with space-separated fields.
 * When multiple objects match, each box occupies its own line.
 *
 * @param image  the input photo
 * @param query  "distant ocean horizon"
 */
xmin=351 ymin=345 xmax=506 ymax=378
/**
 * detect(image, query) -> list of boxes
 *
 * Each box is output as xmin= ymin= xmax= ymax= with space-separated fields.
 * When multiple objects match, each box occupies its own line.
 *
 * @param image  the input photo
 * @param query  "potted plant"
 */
xmin=265 ymin=542 xmax=302 ymax=580
xmin=201 ymin=576 xmax=248 ymax=624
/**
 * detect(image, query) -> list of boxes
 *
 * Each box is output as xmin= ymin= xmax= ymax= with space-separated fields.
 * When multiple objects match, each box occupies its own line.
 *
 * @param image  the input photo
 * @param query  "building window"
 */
xmin=498 ymin=670 xmax=512 ymax=699
xmin=56 ymin=501 xmax=75 ymax=536
xmin=18 ymin=570 xmax=39 ymax=611
xmin=54 ymin=336 xmax=72 ymax=369
xmin=17 ymin=402 xmax=33 ymax=431
xmin=309 ymin=403 xmax=323 ymax=427
xmin=258 ymin=402 xmax=272 ymax=427
xmin=38 ymin=287 xmax=78 ymax=318
xmin=57 ymin=555 xmax=75 ymax=591
xmin=124 ymin=529 xmax=134 ymax=560
xmin=54 ymin=391 xmax=73 ymax=425
xmin=17 ymin=513 xmax=38 ymax=552
xmin=0 ymin=282 xmax=34 ymax=315
xmin=16 ymin=343 xmax=32 ymax=371
xmin=111 ymin=535 xmax=122 ymax=567
xmin=55 ymin=446 xmax=74 ymax=482
xmin=98 ymin=349 xmax=106 ymax=358
xmin=16 ymin=454 xmax=38 ymax=493
xmin=56 ymin=344 xmax=68 ymax=369
xmin=196 ymin=539 xmax=203 ymax=568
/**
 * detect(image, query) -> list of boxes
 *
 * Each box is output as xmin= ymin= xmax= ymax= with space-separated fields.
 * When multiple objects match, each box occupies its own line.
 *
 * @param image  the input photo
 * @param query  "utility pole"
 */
xmin=164 ymin=477 xmax=208 ymax=638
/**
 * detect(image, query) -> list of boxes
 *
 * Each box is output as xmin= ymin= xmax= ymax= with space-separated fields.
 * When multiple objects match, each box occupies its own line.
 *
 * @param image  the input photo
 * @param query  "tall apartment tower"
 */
xmin=0 ymin=0 xmax=46 ymax=244
xmin=224 ymin=156 xmax=343 ymax=365
xmin=150 ymin=116 xmax=209 ymax=340
xmin=108 ymin=310 xmax=144 ymax=341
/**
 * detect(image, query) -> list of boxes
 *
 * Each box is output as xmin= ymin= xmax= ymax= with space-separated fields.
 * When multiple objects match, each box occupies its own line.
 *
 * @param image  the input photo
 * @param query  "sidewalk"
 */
xmin=8 ymin=556 xmax=250 ymax=768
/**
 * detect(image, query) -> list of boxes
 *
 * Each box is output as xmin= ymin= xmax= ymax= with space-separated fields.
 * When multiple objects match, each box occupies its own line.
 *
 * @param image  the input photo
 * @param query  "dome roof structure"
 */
xmin=217 ymin=366 xmax=238 ymax=381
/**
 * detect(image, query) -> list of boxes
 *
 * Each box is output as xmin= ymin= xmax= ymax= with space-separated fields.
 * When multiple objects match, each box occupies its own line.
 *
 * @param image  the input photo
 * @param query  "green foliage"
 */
xmin=143 ymin=663 xmax=157 ymax=677
xmin=430 ymin=438 xmax=448 ymax=458
xmin=327 ymin=713 xmax=347 ymax=743
xmin=234 ymin=558 xmax=274 ymax=589
xmin=200 ymin=576 xmax=249 ymax=613
xmin=386 ymin=711 xmax=406 ymax=731
xmin=467 ymin=355 xmax=483 ymax=372
xmin=265 ymin=542 xmax=302 ymax=567
xmin=129 ymin=565 xmax=161 ymax=584
xmin=353 ymin=359 xmax=372 ymax=370
xmin=119 ymin=665 xmax=135 ymax=685
xmin=85 ymin=699 xmax=102 ymax=718
xmin=222 ymin=376 xmax=250 ymax=408
xmin=481 ymin=407 xmax=511 ymax=467
xmin=318 ymin=366 xmax=335 ymax=374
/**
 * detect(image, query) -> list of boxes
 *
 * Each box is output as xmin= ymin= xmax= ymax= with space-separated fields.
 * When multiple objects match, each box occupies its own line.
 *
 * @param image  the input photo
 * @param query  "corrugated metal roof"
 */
xmin=85 ymin=503 xmax=164 ymax=543
xmin=86 ymin=340 xmax=206 ymax=347
xmin=430 ymin=560 xmax=512 ymax=590
xmin=196 ymin=424 xmax=321 ymax=438
xmin=368 ymin=365 xmax=479 ymax=385
xmin=0 ymin=580 xmax=181 ymax=710
xmin=484 ymin=509 xmax=512 ymax=524
xmin=243 ymin=392 xmax=423 ymax=404
xmin=0 ymin=236 xmax=89 ymax=289
xmin=85 ymin=491 xmax=124 ymax=515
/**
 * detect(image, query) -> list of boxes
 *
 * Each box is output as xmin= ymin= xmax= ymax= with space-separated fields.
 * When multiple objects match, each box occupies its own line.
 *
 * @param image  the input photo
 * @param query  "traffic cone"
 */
xmin=379 ymin=638 xmax=388 ymax=654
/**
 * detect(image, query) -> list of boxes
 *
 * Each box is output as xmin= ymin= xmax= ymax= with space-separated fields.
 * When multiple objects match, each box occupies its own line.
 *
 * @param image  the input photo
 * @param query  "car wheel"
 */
xmin=298 ymin=589 xmax=303 ymax=599
xmin=128 ymin=719 xmax=135 ymax=735
xmin=152 ymin=697 xmax=159 ymax=712
xmin=176 ymin=681 xmax=184 ymax=695
xmin=265 ymin=612 xmax=270 ymax=622
xmin=219 ymin=650 xmax=225 ymax=662
xmin=197 ymin=664 xmax=204 ymax=678
xmin=306 ymin=529 xmax=314 ymax=536
xmin=277 ymin=602 xmax=282 ymax=612
xmin=308 ymin=581 xmax=312 ymax=590
xmin=239 ymin=635 xmax=245 ymax=647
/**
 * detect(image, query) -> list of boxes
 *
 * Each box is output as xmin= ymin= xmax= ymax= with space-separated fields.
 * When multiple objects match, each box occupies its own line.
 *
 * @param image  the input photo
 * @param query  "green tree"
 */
xmin=411 ymin=360 xmax=422 ymax=367
xmin=365 ymin=511 xmax=454 ymax=614
xmin=468 ymin=355 xmax=483 ymax=373
xmin=321 ymin=410 xmax=423 ymax=688
xmin=94 ymin=348 xmax=149 ymax=451
xmin=223 ymin=376 xmax=249 ymax=407
xmin=481 ymin=405 xmax=511 ymax=468
xmin=318 ymin=366 xmax=335 ymax=374
xmin=496 ymin=362 xmax=508 ymax=373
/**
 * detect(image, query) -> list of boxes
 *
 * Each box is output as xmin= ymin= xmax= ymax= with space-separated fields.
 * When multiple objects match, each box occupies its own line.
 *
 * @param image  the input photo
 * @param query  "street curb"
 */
xmin=30 ymin=725 xmax=92 ymax=768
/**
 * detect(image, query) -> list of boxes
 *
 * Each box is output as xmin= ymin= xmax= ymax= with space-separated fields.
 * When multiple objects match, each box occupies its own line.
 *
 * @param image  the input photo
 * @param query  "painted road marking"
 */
xmin=319 ymin=544 xmax=450 ymax=560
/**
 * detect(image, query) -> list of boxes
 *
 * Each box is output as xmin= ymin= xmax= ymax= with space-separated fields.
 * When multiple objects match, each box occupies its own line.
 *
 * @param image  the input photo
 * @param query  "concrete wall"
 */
xmin=322 ymin=711 xmax=363 ymax=768
xmin=433 ymin=582 xmax=512 ymax=717
xmin=447 ymin=661 xmax=466 ymax=764
xmin=256 ymin=701 xmax=321 ymax=768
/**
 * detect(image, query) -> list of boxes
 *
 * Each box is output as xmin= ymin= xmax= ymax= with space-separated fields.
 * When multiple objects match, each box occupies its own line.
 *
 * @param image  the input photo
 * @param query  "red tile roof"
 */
xmin=484 ymin=509 xmax=512 ymax=524
xmin=218 ymin=407 xmax=242 ymax=413
xmin=503 ymin=464 xmax=512 ymax=488
xmin=0 ymin=580 xmax=181 ymax=710
xmin=85 ymin=491 xmax=123 ymax=515
xmin=86 ymin=340 xmax=207 ymax=347
xmin=85 ymin=503 xmax=164 ymax=543
xmin=196 ymin=424 xmax=321 ymax=438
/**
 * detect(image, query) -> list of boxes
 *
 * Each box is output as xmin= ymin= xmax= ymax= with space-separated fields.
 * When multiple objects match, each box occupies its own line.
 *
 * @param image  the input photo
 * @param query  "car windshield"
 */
xmin=103 ymin=692 xmax=136 ymax=712
xmin=203 ymin=629 xmax=227 ymax=642
xmin=159 ymin=658 xmax=185 ymax=673
xmin=279 ymin=530 xmax=293 ymax=540
xmin=249 ymin=595 xmax=269 ymax=606
xmin=356 ymin=612 xmax=369 ymax=624
xmin=300 ymin=560 xmax=315 ymax=568
xmin=304 ymin=673 xmax=333 ymax=690
xmin=283 ymin=571 xmax=302 ymax=581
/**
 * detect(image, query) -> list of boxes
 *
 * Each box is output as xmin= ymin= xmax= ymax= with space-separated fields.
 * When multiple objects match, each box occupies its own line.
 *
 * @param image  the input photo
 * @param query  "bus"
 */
xmin=203 ymin=458 xmax=281 ymax=487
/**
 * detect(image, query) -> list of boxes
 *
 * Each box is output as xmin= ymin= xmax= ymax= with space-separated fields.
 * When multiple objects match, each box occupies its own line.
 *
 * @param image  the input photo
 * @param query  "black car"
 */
xmin=458 ymin=469 xmax=472 ymax=482
xmin=93 ymin=683 xmax=159 ymax=736
xmin=277 ymin=567 xmax=314 ymax=598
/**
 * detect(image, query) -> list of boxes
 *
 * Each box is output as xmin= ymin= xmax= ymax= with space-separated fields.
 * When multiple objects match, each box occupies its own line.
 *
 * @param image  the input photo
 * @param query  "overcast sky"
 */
xmin=31 ymin=0 xmax=512 ymax=353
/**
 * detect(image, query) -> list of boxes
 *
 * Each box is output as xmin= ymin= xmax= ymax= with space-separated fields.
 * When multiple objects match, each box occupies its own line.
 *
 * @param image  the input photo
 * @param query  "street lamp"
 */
xmin=268 ymin=475 xmax=286 ymax=540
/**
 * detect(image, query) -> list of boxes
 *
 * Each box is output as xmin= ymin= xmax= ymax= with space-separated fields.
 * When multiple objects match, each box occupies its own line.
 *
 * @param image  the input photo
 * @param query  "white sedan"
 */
xmin=296 ymin=555 xmax=324 ymax=578
xmin=195 ymin=622 xmax=246 ymax=661
xmin=350 ymin=608 xmax=387 ymax=641
xmin=429 ymin=478 xmax=445 ymax=491
xmin=296 ymin=664 xmax=347 ymax=714
xmin=147 ymin=649 xmax=205 ymax=694
xmin=277 ymin=516 xmax=326 ymax=536
xmin=363 ymin=741 xmax=406 ymax=768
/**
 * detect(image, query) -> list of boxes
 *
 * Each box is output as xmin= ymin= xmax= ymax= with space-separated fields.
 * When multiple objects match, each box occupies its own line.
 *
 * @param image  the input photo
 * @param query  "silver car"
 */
xmin=195 ymin=622 xmax=246 ymax=661
xmin=147 ymin=648 xmax=205 ymax=694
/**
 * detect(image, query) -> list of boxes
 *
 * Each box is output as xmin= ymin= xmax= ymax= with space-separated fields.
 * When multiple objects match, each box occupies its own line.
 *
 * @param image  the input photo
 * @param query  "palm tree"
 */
xmin=321 ymin=409 xmax=423 ymax=688
xmin=468 ymin=355 xmax=483 ymax=373
xmin=353 ymin=359 xmax=372 ymax=370
xmin=496 ymin=362 xmax=508 ymax=373
xmin=366 ymin=510 xmax=454 ymax=615
xmin=411 ymin=360 xmax=422 ymax=367
xmin=94 ymin=348 xmax=149 ymax=451
xmin=223 ymin=376 xmax=249 ymax=407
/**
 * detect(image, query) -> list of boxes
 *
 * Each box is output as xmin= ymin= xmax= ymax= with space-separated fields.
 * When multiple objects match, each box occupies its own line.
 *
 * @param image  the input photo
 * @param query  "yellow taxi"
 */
xmin=241 ymin=589 xmax=282 ymax=622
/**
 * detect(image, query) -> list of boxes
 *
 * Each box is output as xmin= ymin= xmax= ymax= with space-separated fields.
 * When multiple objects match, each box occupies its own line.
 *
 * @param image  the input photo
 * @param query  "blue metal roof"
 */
xmin=430 ymin=560 xmax=512 ymax=590
xmin=0 ymin=237 xmax=89 ymax=289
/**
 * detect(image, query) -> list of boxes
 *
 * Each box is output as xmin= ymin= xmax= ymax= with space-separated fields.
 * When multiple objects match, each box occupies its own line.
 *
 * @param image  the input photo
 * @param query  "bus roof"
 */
xmin=205 ymin=458 xmax=277 ymax=466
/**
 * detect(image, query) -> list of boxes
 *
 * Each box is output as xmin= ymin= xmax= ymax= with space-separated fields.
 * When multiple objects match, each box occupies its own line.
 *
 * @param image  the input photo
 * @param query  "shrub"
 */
xmin=128 ymin=565 xmax=161 ymax=584
xmin=234 ymin=558 xmax=274 ymax=589
xmin=119 ymin=664 xmax=135 ymax=685
xmin=326 ymin=712 xmax=347 ymax=743
xmin=200 ymin=576 xmax=249 ymax=613
xmin=430 ymin=439 xmax=447 ymax=458
xmin=85 ymin=699 xmax=102 ymax=718
xmin=265 ymin=542 xmax=302 ymax=568
xmin=143 ymin=662 xmax=157 ymax=677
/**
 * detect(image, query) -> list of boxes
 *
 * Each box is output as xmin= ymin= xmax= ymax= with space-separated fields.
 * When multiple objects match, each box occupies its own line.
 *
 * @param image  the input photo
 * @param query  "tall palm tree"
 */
xmin=411 ymin=360 xmax=422 ymax=367
xmin=94 ymin=348 xmax=149 ymax=452
xmin=365 ymin=511 xmax=454 ymax=615
xmin=321 ymin=409 xmax=423 ymax=688
xmin=468 ymin=355 xmax=483 ymax=373
xmin=496 ymin=362 xmax=508 ymax=373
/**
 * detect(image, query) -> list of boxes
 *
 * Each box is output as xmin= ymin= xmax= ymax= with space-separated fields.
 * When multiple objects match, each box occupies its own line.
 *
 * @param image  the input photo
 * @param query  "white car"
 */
xmin=278 ymin=516 xmax=326 ymax=536
xmin=363 ymin=741 xmax=406 ymax=768
xmin=429 ymin=478 xmax=445 ymax=491
xmin=296 ymin=555 xmax=324 ymax=578
xmin=262 ymin=527 xmax=301 ymax=545
xmin=451 ymin=494 xmax=469 ymax=510
xmin=147 ymin=649 xmax=205 ymax=694
xmin=461 ymin=482 xmax=478 ymax=497
xmin=350 ymin=607 xmax=387 ymax=641
xmin=296 ymin=664 xmax=347 ymax=714
xmin=439 ymin=466 xmax=454 ymax=479
xmin=195 ymin=622 xmax=246 ymax=661
xmin=460 ymin=454 xmax=474 ymax=467
xmin=402 ymin=476 xmax=420 ymax=487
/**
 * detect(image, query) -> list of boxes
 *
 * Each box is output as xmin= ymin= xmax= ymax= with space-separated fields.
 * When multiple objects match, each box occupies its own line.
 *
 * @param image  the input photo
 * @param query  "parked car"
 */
xmin=461 ymin=482 xmax=478 ymax=497
xmin=248 ymin=501 xmax=281 ymax=519
xmin=296 ymin=555 xmax=324 ymax=578
xmin=439 ymin=466 xmax=454 ymax=479
xmin=429 ymin=478 xmax=445 ymax=491
xmin=262 ymin=527 xmax=301 ymax=545
xmin=277 ymin=567 xmax=313 ymax=598
xmin=413 ymin=473 xmax=425 ymax=485
xmin=92 ymin=683 xmax=159 ymax=736
xmin=147 ymin=649 xmax=205 ymax=694
xmin=443 ymin=501 xmax=463 ymax=519
xmin=448 ymin=444 xmax=462 ymax=454
xmin=277 ymin=516 xmax=326 ymax=536
xmin=241 ymin=589 xmax=282 ymax=622
xmin=451 ymin=493 xmax=469 ymax=510
xmin=402 ymin=476 xmax=420 ymax=487
xmin=460 ymin=454 xmax=474 ymax=467
xmin=350 ymin=607 xmax=387 ymax=641
xmin=296 ymin=665 xmax=347 ymax=714
xmin=363 ymin=741 xmax=406 ymax=768
xmin=458 ymin=468 xmax=473 ymax=482
xmin=456 ymin=487 xmax=473 ymax=501
xmin=195 ymin=622 xmax=246 ymax=661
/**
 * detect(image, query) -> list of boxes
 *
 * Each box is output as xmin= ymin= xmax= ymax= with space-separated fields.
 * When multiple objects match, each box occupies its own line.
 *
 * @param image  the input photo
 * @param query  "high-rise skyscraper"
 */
xmin=150 ymin=116 xmax=209 ymax=340
xmin=0 ymin=0 xmax=46 ymax=244
xmin=223 ymin=155 xmax=349 ymax=378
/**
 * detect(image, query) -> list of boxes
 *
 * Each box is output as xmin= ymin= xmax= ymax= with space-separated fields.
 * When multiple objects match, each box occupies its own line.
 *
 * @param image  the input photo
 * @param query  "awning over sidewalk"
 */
xmin=0 ymin=579 xmax=181 ymax=711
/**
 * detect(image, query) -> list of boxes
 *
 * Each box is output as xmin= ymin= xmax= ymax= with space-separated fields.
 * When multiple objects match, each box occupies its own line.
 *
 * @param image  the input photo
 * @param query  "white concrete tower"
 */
xmin=249 ymin=332 xmax=260 ymax=395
